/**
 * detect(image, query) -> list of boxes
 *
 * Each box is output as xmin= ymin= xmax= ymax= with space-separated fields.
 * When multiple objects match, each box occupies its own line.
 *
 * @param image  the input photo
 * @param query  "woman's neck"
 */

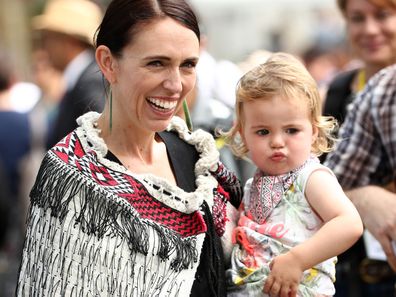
xmin=354 ymin=65 xmax=384 ymax=93
xmin=97 ymin=113 xmax=160 ymax=163
xmin=365 ymin=64 xmax=384 ymax=80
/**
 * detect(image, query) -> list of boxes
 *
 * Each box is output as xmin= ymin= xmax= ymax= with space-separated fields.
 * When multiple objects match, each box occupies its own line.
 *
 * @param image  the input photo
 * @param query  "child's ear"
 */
xmin=239 ymin=127 xmax=247 ymax=145
xmin=312 ymin=125 xmax=319 ymax=144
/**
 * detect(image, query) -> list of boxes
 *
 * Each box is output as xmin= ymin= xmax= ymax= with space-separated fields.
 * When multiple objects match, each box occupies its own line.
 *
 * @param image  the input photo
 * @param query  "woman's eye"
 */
xmin=348 ymin=14 xmax=364 ymax=23
xmin=376 ymin=10 xmax=393 ymax=21
xmin=257 ymin=129 xmax=269 ymax=136
xmin=181 ymin=60 xmax=197 ymax=69
xmin=286 ymin=128 xmax=298 ymax=134
xmin=147 ymin=60 xmax=163 ymax=67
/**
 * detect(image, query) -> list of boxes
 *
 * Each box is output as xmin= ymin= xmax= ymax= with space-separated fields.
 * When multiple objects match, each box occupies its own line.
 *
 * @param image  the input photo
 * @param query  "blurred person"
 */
xmin=9 ymin=82 xmax=41 ymax=113
xmin=223 ymin=52 xmax=362 ymax=297
xmin=17 ymin=48 xmax=66 ymax=231
xmin=185 ymin=27 xmax=253 ymax=184
xmin=32 ymin=0 xmax=106 ymax=149
xmin=237 ymin=49 xmax=273 ymax=74
xmin=30 ymin=48 xmax=65 ymax=123
xmin=0 ymin=48 xmax=31 ymax=206
xmin=0 ymin=46 xmax=32 ymax=296
xmin=325 ymin=64 xmax=396 ymax=297
xmin=16 ymin=0 xmax=242 ymax=296
xmin=321 ymin=0 xmax=396 ymax=296
xmin=323 ymin=0 xmax=396 ymax=127
xmin=301 ymin=45 xmax=345 ymax=101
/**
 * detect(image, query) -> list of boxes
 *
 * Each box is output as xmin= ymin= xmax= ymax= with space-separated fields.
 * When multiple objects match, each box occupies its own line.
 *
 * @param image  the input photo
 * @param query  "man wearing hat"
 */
xmin=32 ymin=0 xmax=105 ymax=148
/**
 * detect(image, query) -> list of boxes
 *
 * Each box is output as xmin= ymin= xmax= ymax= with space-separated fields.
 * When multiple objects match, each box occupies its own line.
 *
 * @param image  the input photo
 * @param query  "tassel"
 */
xmin=109 ymin=89 xmax=113 ymax=132
xmin=183 ymin=99 xmax=193 ymax=132
xmin=29 ymin=150 xmax=199 ymax=271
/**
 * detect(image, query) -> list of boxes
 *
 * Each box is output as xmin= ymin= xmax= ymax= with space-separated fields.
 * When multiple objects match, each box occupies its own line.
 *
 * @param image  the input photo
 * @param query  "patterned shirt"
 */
xmin=324 ymin=64 xmax=396 ymax=190
xmin=227 ymin=158 xmax=336 ymax=297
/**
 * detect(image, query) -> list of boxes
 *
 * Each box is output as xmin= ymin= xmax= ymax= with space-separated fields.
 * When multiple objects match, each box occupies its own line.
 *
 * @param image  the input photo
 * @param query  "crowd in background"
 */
xmin=1 ymin=0 xmax=396 ymax=296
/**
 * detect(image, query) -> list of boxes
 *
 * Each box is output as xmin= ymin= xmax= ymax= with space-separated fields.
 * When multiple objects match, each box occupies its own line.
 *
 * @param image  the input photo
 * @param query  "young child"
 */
xmin=224 ymin=52 xmax=363 ymax=297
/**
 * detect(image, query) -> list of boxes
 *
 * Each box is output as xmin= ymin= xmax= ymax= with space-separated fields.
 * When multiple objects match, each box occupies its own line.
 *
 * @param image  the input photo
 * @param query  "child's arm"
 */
xmin=264 ymin=168 xmax=363 ymax=297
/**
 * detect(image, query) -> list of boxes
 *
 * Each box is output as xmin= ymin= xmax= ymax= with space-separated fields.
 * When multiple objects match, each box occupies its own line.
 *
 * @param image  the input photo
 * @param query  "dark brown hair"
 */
xmin=337 ymin=0 xmax=396 ymax=15
xmin=95 ymin=0 xmax=200 ymax=57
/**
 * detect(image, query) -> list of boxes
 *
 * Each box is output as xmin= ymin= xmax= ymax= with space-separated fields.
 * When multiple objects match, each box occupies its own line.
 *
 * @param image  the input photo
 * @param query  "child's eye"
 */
xmin=285 ymin=128 xmax=299 ymax=134
xmin=257 ymin=129 xmax=269 ymax=136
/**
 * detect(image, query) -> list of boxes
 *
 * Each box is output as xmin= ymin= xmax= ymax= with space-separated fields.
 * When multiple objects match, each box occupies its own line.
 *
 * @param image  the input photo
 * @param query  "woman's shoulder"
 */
xmin=166 ymin=116 xmax=220 ymax=173
xmin=327 ymin=69 xmax=359 ymax=91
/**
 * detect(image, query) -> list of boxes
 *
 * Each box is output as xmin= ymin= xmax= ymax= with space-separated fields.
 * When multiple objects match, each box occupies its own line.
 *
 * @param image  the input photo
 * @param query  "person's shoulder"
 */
xmin=80 ymin=59 xmax=103 ymax=83
xmin=159 ymin=128 xmax=200 ymax=167
xmin=327 ymin=69 xmax=358 ymax=91
xmin=371 ymin=63 xmax=396 ymax=85
xmin=361 ymin=64 xmax=396 ymax=102
xmin=297 ymin=158 xmax=333 ymax=186
xmin=160 ymin=130 xmax=196 ymax=151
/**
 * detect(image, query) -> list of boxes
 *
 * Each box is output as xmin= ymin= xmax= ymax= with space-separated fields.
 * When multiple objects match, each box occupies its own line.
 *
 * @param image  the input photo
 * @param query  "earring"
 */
xmin=109 ymin=88 xmax=113 ymax=132
xmin=183 ymin=99 xmax=193 ymax=131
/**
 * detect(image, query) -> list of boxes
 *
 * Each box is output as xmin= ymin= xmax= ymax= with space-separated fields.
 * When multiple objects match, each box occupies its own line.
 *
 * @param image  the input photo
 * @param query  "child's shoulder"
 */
xmin=297 ymin=158 xmax=335 ymax=190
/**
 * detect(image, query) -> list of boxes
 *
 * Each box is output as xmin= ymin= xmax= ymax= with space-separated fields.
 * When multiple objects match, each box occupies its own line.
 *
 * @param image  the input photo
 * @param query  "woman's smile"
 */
xmin=146 ymin=96 xmax=178 ymax=112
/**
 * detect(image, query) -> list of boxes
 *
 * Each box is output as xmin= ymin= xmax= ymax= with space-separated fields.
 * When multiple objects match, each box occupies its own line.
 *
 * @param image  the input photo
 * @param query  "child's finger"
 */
xmin=279 ymin=285 xmax=290 ymax=297
xmin=288 ymin=284 xmax=298 ymax=297
xmin=269 ymin=281 xmax=281 ymax=297
xmin=263 ymin=275 xmax=274 ymax=294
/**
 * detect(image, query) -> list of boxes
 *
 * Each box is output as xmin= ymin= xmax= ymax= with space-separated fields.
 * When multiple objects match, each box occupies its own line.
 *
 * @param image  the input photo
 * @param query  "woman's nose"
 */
xmin=163 ymin=69 xmax=182 ymax=93
xmin=363 ymin=17 xmax=381 ymax=35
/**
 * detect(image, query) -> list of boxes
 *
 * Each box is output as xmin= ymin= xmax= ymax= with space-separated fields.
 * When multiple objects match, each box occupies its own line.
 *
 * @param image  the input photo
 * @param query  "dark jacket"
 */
xmin=46 ymin=54 xmax=105 ymax=148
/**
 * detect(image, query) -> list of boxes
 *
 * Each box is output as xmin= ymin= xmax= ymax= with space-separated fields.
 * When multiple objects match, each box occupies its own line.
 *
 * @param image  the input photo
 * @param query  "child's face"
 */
xmin=240 ymin=95 xmax=318 ymax=175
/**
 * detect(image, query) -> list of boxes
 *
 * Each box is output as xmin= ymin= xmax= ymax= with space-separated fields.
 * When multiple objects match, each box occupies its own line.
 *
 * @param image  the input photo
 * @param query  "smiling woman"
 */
xmin=16 ymin=1 xmax=242 ymax=296
xmin=324 ymin=0 xmax=396 ymax=126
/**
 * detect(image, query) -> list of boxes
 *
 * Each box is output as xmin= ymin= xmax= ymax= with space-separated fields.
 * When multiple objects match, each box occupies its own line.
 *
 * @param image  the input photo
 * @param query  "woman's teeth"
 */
xmin=147 ymin=97 xmax=177 ymax=110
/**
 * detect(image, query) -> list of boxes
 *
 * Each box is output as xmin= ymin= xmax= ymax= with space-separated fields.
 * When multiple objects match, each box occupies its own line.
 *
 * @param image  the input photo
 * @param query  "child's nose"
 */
xmin=270 ymin=134 xmax=284 ymax=148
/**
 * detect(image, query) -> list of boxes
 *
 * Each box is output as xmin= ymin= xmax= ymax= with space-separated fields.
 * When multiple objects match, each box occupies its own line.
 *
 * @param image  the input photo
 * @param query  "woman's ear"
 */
xmin=95 ymin=45 xmax=117 ymax=84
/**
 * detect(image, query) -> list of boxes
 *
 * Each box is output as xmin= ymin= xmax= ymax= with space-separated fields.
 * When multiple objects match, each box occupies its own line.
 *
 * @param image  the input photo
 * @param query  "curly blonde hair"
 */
xmin=222 ymin=52 xmax=338 ymax=158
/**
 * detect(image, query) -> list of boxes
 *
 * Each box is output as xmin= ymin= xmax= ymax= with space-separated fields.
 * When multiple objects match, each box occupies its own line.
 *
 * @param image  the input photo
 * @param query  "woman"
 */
xmin=16 ymin=0 xmax=241 ymax=296
xmin=323 ymin=0 xmax=396 ymax=125
xmin=322 ymin=0 xmax=396 ymax=296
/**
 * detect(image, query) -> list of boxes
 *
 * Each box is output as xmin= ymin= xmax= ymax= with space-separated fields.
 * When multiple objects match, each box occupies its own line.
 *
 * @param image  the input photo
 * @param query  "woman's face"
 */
xmin=345 ymin=0 xmax=396 ymax=66
xmin=111 ymin=17 xmax=199 ymax=133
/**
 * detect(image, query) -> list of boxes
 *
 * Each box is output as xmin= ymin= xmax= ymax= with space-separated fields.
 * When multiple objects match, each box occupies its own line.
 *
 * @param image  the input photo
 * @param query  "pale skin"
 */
xmin=94 ymin=17 xmax=199 ymax=184
xmin=240 ymin=96 xmax=363 ymax=297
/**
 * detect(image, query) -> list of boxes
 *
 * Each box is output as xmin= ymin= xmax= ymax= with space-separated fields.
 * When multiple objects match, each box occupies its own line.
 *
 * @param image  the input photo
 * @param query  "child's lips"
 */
xmin=270 ymin=152 xmax=285 ymax=162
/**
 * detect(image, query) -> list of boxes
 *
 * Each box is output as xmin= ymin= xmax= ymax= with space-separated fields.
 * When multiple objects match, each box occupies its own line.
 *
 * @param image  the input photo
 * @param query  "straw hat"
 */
xmin=32 ymin=0 xmax=103 ymax=45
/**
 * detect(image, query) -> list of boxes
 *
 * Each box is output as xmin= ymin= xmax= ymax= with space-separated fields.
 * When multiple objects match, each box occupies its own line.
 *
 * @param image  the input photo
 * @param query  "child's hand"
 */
xmin=263 ymin=252 xmax=302 ymax=297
